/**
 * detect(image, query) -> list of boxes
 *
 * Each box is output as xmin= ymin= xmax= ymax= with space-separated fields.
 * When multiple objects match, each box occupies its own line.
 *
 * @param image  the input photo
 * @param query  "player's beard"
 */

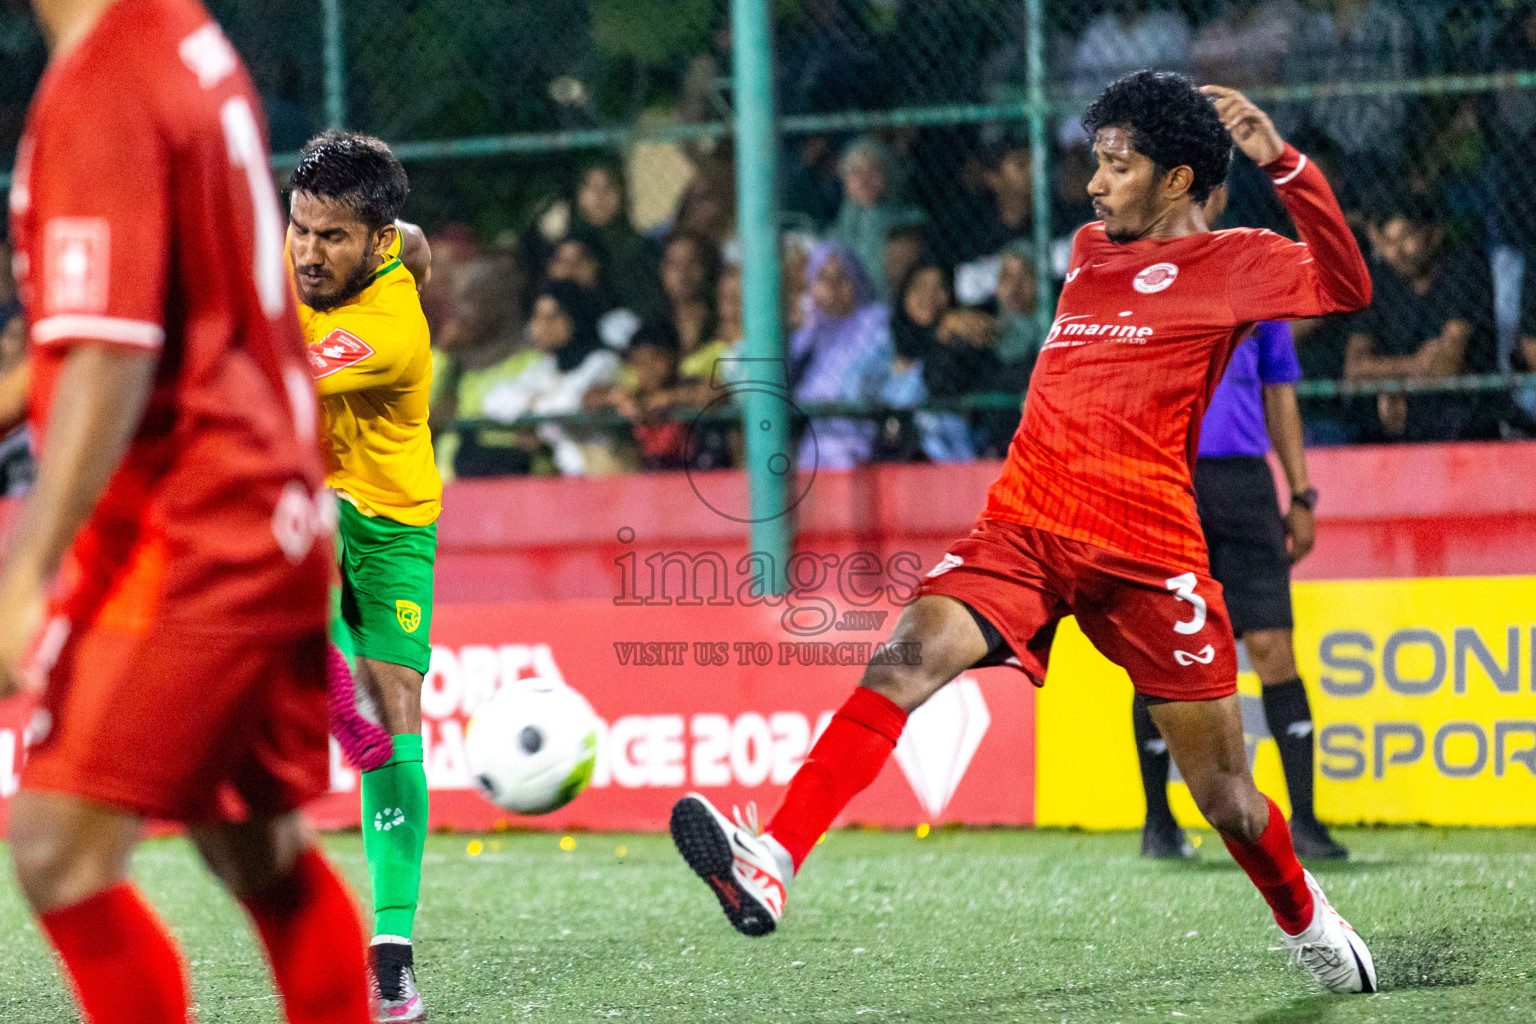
xmin=1101 ymin=187 xmax=1163 ymax=244
xmin=306 ymin=254 xmax=375 ymax=312
xmin=1099 ymin=201 xmax=1135 ymax=243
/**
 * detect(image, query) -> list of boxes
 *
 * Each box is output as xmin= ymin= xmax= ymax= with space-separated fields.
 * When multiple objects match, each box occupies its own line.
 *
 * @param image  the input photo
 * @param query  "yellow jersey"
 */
xmin=297 ymin=234 xmax=442 ymax=526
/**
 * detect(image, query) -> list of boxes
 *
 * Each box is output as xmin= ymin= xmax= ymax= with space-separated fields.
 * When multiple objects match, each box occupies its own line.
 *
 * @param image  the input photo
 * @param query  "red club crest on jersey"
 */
xmin=1133 ymin=262 xmax=1179 ymax=294
xmin=307 ymin=329 xmax=374 ymax=378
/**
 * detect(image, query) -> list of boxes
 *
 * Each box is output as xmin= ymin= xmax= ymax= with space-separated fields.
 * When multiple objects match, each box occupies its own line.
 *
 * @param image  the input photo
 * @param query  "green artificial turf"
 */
xmin=0 ymin=827 xmax=1531 ymax=1022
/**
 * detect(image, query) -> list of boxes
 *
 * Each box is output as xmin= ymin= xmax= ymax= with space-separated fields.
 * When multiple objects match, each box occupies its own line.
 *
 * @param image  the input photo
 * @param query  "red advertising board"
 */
xmin=0 ymin=533 xmax=1037 ymax=834
xmin=309 ymin=600 xmax=1036 ymax=832
xmin=3 ymin=440 xmax=1533 ymax=833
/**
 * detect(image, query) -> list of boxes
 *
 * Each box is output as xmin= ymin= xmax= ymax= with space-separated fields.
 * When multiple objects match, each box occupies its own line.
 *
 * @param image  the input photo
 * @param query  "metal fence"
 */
xmin=5 ymin=1 xmax=1536 ymax=455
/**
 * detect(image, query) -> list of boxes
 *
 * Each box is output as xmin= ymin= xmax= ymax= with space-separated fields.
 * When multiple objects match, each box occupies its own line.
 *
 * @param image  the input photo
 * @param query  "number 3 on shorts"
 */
xmin=1164 ymin=572 xmax=1207 ymax=635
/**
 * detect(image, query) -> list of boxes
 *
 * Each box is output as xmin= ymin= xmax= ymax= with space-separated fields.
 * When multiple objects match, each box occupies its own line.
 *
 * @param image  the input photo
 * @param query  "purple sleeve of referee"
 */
xmin=1198 ymin=321 xmax=1301 ymax=458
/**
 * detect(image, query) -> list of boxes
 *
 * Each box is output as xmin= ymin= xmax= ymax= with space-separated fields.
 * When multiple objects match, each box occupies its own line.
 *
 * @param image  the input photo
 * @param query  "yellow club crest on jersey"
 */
xmin=396 ymin=600 xmax=422 ymax=633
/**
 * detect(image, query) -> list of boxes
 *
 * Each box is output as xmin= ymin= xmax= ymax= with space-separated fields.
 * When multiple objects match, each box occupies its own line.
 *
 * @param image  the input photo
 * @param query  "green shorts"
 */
xmin=332 ymin=498 xmax=437 ymax=675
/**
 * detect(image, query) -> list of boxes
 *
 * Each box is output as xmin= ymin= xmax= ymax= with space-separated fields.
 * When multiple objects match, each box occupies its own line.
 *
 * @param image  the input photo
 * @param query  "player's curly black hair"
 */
xmin=289 ymin=130 xmax=409 ymax=232
xmin=1082 ymin=70 xmax=1231 ymax=205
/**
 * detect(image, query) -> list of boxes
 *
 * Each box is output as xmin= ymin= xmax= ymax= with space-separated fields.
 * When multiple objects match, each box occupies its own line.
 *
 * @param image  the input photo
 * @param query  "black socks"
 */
xmin=1132 ymin=693 xmax=1176 ymax=828
xmin=1261 ymin=677 xmax=1317 ymax=823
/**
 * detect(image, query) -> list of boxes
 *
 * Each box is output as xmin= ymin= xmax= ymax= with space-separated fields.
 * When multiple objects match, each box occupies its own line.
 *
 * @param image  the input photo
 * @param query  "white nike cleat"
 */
xmin=369 ymin=938 xmax=425 ymax=1022
xmin=670 ymin=793 xmax=793 ymax=936
xmin=1282 ymin=870 xmax=1378 ymax=994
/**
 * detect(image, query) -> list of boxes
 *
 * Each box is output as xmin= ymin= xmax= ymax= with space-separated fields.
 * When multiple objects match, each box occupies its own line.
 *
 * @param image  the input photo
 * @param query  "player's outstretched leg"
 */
xmin=192 ymin=814 xmax=371 ymax=1024
xmin=328 ymin=643 xmax=394 ymax=772
xmin=1151 ymin=695 xmax=1376 ymax=993
xmin=671 ymin=596 xmax=989 ymax=935
xmin=1131 ymin=693 xmax=1195 ymax=859
xmin=9 ymin=791 xmax=190 ymax=1024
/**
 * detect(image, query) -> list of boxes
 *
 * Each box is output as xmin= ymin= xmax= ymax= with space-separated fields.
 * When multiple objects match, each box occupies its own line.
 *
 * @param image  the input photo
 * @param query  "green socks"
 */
xmin=361 ymin=733 xmax=428 ymax=939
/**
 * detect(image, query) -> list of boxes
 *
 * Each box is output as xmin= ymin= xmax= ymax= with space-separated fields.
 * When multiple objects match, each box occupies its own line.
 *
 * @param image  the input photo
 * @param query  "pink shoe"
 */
xmin=326 ymin=644 xmax=392 ymax=772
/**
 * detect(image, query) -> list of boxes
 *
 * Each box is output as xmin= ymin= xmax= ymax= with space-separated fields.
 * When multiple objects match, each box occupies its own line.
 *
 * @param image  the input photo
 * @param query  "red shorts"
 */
xmin=917 ymin=518 xmax=1237 ymax=702
xmin=22 ymin=623 xmax=330 ymax=822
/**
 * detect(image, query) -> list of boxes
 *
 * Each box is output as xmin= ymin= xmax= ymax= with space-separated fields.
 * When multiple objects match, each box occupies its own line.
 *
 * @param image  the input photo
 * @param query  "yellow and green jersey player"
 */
xmin=299 ymin=222 xmax=440 ymax=672
xmin=287 ymin=130 xmax=438 ymax=1019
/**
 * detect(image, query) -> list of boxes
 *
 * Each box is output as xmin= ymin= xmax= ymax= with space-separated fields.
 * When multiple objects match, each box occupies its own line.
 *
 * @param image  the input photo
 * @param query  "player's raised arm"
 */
xmin=1201 ymin=85 xmax=1372 ymax=321
xmin=397 ymin=220 xmax=431 ymax=290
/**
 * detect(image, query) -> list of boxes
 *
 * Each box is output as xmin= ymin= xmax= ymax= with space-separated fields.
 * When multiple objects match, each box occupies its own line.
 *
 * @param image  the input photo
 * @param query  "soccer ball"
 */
xmin=465 ymin=680 xmax=599 ymax=815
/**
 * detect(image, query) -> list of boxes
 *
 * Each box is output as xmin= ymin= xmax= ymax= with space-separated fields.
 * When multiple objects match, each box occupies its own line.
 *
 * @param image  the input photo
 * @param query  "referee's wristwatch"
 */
xmin=1291 ymin=486 xmax=1319 ymax=512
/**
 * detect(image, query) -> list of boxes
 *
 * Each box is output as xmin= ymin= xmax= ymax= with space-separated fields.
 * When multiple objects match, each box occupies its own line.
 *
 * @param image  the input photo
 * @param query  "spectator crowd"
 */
xmin=422 ymin=143 xmax=1053 ymax=481
xmin=6 ymin=0 xmax=1536 ymax=482
xmin=415 ymin=0 xmax=1536 ymax=479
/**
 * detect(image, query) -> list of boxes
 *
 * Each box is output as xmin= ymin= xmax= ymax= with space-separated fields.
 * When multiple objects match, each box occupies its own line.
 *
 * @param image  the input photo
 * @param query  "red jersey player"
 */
xmin=671 ymin=72 xmax=1379 ymax=994
xmin=1 ymin=1 xmax=370 ymax=1021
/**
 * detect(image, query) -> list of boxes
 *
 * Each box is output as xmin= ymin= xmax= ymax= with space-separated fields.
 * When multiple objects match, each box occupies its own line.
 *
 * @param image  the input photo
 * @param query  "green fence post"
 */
xmin=731 ymin=0 xmax=791 ymax=591
xmin=1025 ymin=0 xmax=1053 ymax=339
xmin=322 ymin=0 xmax=346 ymax=129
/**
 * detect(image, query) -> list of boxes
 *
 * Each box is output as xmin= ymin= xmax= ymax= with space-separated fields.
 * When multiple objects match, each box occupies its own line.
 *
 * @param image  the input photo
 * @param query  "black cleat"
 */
xmin=669 ymin=793 xmax=788 ymax=937
xmin=1291 ymin=816 xmax=1349 ymax=860
xmin=1141 ymin=818 xmax=1197 ymax=860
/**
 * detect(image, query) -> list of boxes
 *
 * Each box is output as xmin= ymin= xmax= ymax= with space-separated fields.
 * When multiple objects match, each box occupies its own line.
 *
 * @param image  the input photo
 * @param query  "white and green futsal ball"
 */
xmin=465 ymin=680 xmax=598 ymax=815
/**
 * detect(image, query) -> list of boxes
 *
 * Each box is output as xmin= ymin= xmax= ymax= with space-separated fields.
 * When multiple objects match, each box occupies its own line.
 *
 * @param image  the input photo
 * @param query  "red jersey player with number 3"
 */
xmin=672 ymin=72 xmax=1379 ymax=994
xmin=2 ymin=1 xmax=371 ymax=1021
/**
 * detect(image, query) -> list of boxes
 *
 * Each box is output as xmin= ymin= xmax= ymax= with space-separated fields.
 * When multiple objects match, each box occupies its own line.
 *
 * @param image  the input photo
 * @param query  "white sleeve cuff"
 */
xmin=31 ymin=314 xmax=165 ymax=348
xmin=1269 ymin=153 xmax=1308 ymax=186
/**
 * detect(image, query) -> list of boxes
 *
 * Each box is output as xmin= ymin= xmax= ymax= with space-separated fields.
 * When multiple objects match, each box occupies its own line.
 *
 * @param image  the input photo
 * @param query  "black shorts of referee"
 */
xmin=1194 ymin=455 xmax=1292 ymax=636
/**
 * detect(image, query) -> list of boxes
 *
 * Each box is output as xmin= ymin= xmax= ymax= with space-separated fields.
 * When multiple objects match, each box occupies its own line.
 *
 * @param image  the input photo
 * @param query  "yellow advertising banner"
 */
xmin=1036 ymin=576 xmax=1536 ymax=828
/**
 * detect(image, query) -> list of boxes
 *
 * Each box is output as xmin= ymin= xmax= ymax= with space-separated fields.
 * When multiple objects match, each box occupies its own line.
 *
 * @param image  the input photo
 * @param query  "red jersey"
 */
xmin=8 ymin=0 xmax=330 ymax=635
xmin=983 ymin=146 xmax=1370 ymax=572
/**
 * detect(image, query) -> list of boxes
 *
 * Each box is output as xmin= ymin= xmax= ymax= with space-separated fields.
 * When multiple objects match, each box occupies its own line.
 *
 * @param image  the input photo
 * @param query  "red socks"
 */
xmin=768 ymin=686 xmax=908 ymax=870
xmin=1223 ymin=796 xmax=1315 ymax=934
xmin=242 ymin=847 xmax=372 ymax=1024
xmin=40 ymin=851 xmax=368 ymax=1024
xmin=41 ymin=883 xmax=189 ymax=1024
